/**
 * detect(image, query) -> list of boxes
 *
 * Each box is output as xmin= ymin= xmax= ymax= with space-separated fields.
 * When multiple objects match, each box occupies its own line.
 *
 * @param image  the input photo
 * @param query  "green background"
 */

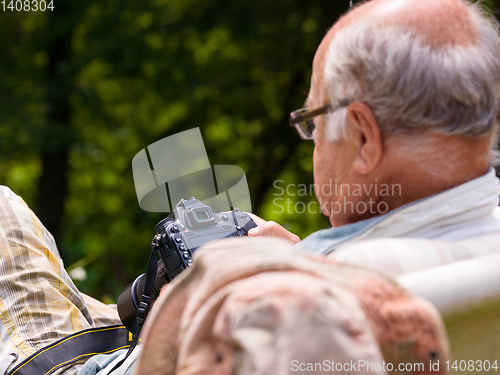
xmin=0 ymin=0 xmax=498 ymax=301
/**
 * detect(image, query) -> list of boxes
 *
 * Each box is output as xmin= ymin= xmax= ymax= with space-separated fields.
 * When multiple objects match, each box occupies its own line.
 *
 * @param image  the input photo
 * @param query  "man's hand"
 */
xmin=247 ymin=213 xmax=301 ymax=244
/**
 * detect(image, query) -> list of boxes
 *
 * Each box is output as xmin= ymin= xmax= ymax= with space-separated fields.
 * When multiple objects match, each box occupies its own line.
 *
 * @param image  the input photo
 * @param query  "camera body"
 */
xmin=155 ymin=197 xmax=256 ymax=281
xmin=118 ymin=198 xmax=257 ymax=333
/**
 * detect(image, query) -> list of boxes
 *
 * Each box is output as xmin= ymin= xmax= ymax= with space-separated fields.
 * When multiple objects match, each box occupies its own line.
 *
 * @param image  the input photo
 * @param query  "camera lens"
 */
xmin=117 ymin=259 xmax=168 ymax=334
xmin=117 ymin=274 xmax=146 ymax=334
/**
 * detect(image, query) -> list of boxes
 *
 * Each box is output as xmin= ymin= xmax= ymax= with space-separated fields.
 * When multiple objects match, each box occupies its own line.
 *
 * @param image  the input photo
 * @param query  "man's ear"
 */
xmin=345 ymin=102 xmax=383 ymax=175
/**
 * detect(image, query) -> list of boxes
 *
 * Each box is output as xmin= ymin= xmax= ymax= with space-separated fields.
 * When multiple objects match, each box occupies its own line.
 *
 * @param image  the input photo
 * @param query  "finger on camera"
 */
xmin=253 ymin=221 xmax=300 ymax=244
xmin=247 ymin=213 xmax=266 ymax=237
xmin=248 ymin=213 xmax=267 ymax=226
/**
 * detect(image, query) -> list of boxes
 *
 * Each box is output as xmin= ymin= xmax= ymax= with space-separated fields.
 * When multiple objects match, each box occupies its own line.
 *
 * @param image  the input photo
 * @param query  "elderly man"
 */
xmin=1 ymin=0 xmax=499 ymax=374
xmin=130 ymin=0 xmax=500 ymax=374
xmin=249 ymin=0 xmax=500 ymax=276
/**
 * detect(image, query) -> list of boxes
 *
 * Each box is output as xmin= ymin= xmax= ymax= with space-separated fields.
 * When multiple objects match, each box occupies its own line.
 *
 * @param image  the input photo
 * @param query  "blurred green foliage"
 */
xmin=0 ymin=0 xmax=498 ymax=302
xmin=0 ymin=0 xmax=348 ymax=301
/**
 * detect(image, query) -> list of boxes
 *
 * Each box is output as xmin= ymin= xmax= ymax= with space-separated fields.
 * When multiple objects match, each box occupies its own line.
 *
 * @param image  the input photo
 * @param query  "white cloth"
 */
xmin=298 ymin=169 xmax=500 ymax=255
xmin=355 ymin=169 xmax=500 ymax=241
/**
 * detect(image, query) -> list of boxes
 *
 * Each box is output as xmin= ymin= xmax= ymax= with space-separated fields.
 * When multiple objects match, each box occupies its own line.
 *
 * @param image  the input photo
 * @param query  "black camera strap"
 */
xmin=108 ymin=243 xmax=159 ymax=374
xmin=232 ymin=211 xmax=239 ymax=228
xmin=6 ymin=325 xmax=131 ymax=375
xmin=231 ymin=210 xmax=257 ymax=233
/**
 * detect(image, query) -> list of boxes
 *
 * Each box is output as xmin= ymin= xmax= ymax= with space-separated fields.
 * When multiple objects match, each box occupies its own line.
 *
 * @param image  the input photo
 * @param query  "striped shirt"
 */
xmin=0 ymin=186 xmax=121 ymax=375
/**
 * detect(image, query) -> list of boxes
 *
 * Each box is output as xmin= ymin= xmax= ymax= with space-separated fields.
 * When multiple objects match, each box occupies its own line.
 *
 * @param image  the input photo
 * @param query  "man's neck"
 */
xmin=329 ymin=133 xmax=492 ymax=227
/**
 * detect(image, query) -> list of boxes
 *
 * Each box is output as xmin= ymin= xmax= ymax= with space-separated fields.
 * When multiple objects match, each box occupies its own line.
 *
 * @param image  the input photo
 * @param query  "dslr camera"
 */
xmin=117 ymin=198 xmax=257 ymax=333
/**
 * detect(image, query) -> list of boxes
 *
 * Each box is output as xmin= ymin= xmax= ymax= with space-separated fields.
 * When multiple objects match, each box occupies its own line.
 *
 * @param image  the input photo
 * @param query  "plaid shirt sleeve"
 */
xmin=0 ymin=186 xmax=121 ymax=375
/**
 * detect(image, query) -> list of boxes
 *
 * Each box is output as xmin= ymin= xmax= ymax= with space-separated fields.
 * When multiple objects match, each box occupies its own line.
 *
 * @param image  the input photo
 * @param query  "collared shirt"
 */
xmin=297 ymin=169 xmax=500 ymax=255
xmin=0 ymin=186 xmax=122 ymax=375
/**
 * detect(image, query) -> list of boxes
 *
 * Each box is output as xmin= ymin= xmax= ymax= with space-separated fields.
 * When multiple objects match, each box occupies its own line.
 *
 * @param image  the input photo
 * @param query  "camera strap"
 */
xmin=108 ymin=242 xmax=159 ymax=374
xmin=6 ymin=325 xmax=132 ymax=375
xmin=231 ymin=211 xmax=256 ymax=233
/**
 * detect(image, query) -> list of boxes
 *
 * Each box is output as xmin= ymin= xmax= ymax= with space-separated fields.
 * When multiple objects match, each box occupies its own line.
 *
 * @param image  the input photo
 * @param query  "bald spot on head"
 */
xmin=309 ymin=0 xmax=479 ymax=108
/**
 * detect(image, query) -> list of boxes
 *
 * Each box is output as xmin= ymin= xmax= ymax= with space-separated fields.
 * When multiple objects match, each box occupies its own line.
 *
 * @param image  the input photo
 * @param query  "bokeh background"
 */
xmin=0 ymin=0 xmax=498 ymax=301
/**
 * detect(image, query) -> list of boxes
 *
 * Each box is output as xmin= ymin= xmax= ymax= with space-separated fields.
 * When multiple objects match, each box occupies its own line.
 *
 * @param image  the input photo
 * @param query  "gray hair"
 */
xmin=323 ymin=0 xmax=500 ymax=165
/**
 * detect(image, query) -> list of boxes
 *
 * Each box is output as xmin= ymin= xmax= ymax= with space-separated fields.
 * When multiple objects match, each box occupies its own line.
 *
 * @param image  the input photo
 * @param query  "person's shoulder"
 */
xmin=328 ymin=234 xmax=500 ymax=277
xmin=0 ymin=186 xmax=30 ymax=212
xmin=0 ymin=185 xmax=20 ymax=200
xmin=494 ymin=206 xmax=500 ymax=221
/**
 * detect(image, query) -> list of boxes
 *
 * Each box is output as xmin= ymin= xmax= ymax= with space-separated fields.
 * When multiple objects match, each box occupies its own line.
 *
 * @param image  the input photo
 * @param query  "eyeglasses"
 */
xmin=289 ymin=99 xmax=352 ymax=140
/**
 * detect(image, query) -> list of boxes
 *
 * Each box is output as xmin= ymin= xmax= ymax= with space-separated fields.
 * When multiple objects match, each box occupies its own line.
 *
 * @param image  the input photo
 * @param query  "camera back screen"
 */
xmin=182 ymin=228 xmax=235 ymax=250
